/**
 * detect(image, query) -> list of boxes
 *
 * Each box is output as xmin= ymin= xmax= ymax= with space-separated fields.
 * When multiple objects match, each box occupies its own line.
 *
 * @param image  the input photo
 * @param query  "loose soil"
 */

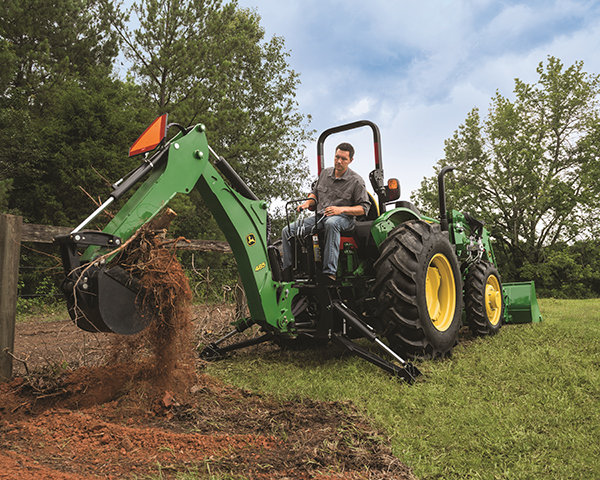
xmin=2 ymin=305 xmax=418 ymax=480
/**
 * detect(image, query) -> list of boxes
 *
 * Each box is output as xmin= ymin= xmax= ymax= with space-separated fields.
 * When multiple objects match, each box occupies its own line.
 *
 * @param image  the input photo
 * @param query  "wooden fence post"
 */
xmin=0 ymin=213 xmax=22 ymax=381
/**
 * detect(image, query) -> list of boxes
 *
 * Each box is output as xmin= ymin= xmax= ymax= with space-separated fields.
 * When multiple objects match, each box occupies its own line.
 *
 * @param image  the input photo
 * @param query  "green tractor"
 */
xmin=55 ymin=117 xmax=541 ymax=383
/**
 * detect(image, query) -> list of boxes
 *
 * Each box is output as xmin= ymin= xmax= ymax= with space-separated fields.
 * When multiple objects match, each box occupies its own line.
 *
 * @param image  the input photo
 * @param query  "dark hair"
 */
xmin=336 ymin=142 xmax=354 ymax=159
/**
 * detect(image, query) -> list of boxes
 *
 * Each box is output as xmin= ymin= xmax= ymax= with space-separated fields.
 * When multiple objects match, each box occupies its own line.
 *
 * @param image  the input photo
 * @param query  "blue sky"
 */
xmin=235 ymin=0 xmax=600 ymax=199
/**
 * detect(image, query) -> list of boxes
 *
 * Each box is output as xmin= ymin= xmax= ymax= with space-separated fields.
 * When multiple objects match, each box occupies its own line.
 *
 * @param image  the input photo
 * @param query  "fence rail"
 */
xmin=20 ymin=222 xmax=232 ymax=252
xmin=0 ymin=213 xmax=231 ymax=381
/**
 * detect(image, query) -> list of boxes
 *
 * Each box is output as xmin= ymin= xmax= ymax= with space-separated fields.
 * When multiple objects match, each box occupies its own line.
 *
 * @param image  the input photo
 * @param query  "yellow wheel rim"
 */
xmin=485 ymin=274 xmax=502 ymax=326
xmin=426 ymin=254 xmax=457 ymax=332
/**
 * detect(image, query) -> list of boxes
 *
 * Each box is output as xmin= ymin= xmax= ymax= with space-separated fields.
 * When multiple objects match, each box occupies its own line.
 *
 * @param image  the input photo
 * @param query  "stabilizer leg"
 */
xmin=199 ymin=318 xmax=276 ymax=360
xmin=331 ymin=300 xmax=422 ymax=383
xmin=331 ymin=333 xmax=418 ymax=383
xmin=200 ymin=332 xmax=273 ymax=360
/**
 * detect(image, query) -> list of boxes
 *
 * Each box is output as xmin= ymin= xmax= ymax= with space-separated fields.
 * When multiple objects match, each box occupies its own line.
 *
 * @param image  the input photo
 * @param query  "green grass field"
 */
xmin=208 ymin=299 xmax=600 ymax=479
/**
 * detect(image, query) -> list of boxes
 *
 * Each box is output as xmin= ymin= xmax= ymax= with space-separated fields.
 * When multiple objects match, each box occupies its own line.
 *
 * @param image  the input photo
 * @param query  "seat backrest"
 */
xmin=357 ymin=192 xmax=379 ymax=222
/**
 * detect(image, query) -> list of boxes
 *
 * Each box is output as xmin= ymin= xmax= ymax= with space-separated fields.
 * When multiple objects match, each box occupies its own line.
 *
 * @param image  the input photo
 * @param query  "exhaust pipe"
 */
xmin=438 ymin=165 xmax=456 ymax=231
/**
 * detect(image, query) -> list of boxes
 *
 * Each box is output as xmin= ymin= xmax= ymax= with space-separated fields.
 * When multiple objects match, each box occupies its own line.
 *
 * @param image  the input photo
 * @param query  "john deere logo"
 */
xmin=246 ymin=234 xmax=256 ymax=246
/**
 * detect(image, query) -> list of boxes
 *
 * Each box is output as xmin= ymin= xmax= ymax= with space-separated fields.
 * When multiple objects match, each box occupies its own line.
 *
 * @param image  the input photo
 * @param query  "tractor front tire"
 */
xmin=464 ymin=261 xmax=503 ymax=336
xmin=374 ymin=220 xmax=463 ymax=359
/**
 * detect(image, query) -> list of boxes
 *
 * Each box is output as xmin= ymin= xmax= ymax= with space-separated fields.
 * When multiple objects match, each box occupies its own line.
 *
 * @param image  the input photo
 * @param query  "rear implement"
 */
xmin=503 ymin=281 xmax=543 ymax=324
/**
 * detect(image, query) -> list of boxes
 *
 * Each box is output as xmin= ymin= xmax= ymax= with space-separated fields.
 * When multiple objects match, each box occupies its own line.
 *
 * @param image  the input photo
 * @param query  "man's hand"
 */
xmin=324 ymin=205 xmax=365 ymax=217
xmin=324 ymin=206 xmax=343 ymax=216
xmin=297 ymin=196 xmax=316 ymax=212
xmin=297 ymin=201 xmax=310 ymax=212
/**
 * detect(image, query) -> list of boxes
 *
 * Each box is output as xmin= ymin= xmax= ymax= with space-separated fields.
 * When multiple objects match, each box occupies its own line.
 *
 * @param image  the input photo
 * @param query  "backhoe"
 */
xmin=55 ymin=116 xmax=541 ymax=383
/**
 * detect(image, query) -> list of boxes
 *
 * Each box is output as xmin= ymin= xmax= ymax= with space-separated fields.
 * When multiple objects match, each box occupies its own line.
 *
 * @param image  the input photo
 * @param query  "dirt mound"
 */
xmin=1 ymin=366 xmax=417 ymax=479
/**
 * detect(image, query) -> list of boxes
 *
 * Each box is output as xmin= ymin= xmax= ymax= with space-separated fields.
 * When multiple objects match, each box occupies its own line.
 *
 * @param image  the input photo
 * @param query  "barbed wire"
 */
xmin=18 ymin=293 xmax=63 ymax=299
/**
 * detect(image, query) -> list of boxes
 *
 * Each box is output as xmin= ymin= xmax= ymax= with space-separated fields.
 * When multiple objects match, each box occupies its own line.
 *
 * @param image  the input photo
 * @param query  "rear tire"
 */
xmin=374 ymin=220 xmax=463 ymax=359
xmin=464 ymin=261 xmax=503 ymax=336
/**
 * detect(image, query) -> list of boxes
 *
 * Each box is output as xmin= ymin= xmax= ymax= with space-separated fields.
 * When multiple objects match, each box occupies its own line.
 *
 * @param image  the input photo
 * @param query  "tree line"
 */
xmin=1 ymin=0 xmax=313 ymax=225
xmin=413 ymin=56 xmax=600 ymax=298
xmin=3 ymin=1 xmax=599 ymax=299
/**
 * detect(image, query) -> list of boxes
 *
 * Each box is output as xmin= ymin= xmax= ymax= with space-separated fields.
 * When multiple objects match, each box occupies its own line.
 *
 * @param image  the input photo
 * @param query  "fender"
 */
xmin=370 ymin=206 xmax=421 ymax=248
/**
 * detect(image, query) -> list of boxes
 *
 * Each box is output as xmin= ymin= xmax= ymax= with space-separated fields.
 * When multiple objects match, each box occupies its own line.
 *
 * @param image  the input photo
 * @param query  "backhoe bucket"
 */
xmin=64 ymin=264 xmax=153 ymax=335
xmin=503 ymin=281 xmax=542 ymax=324
xmin=55 ymin=232 xmax=154 ymax=335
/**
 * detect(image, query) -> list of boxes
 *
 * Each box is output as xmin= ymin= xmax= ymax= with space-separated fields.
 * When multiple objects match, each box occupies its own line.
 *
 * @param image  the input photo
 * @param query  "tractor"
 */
xmin=55 ymin=117 xmax=541 ymax=383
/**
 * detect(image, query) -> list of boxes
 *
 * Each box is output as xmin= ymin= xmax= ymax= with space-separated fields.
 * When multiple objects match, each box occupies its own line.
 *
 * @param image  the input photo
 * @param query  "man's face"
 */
xmin=334 ymin=149 xmax=352 ymax=175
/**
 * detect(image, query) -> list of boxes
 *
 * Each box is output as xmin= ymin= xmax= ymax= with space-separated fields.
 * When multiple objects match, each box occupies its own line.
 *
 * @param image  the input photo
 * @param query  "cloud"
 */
xmin=343 ymin=97 xmax=375 ymax=120
xmin=238 ymin=0 xmax=600 ymax=196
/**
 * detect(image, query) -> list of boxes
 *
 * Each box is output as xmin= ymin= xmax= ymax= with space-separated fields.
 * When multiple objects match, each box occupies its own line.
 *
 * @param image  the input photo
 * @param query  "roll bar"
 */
xmin=316 ymin=120 xmax=388 ymax=213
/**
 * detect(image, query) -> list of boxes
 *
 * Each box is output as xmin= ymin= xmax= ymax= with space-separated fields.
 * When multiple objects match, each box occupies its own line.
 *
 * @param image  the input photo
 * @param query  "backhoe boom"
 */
xmin=57 ymin=123 xmax=297 ymax=335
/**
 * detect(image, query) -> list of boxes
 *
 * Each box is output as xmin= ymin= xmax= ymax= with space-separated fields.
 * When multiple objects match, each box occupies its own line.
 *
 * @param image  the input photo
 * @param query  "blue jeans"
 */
xmin=282 ymin=214 xmax=355 ymax=276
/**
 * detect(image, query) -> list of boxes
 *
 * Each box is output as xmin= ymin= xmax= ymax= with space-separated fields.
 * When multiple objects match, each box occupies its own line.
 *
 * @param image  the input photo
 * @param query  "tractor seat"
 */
xmin=339 ymin=192 xmax=379 ymax=250
xmin=340 ymin=220 xmax=374 ymax=250
xmin=358 ymin=191 xmax=380 ymax=222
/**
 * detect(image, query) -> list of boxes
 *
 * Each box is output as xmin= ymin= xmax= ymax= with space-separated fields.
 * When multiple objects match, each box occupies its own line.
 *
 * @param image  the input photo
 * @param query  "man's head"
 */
xmin=334 ymin=142 xmax=354 ymax=177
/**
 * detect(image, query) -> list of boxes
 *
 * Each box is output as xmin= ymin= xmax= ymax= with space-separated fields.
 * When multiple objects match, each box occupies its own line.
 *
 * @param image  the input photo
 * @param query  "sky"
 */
xmin=234 ymin=0 xmax=600 ymax=200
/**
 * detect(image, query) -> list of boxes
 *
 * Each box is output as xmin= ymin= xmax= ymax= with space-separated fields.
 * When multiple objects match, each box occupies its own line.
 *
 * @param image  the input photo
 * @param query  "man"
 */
xmin=282 ymin=142 xmax=370 ymax=281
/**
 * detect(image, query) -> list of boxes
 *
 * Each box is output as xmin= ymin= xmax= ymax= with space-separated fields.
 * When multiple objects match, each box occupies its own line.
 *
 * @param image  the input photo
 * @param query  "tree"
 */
xmin=520 ymin=240 xmax=600 ymax=298
xmin=0 ymin=0 xmax=153 ymax=225
xmin=1 ymin=0 xmax=312 ymax=298
xmin=412 ymin=57 xmax=600 ymax=281
xmin=0 ymin=0 xmax=119 ymax=106
xmin=8 ymin=75 xmax=156 ymax=226
xmin=105 ymin=0 xmax=313 ymax=203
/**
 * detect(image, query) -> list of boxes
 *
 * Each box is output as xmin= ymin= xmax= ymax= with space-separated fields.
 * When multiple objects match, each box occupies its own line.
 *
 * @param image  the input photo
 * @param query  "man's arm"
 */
xmin=323 ymin=205 xmax=365 ymax=217
xmin=298 ymin=193 xmax=317 ymax=212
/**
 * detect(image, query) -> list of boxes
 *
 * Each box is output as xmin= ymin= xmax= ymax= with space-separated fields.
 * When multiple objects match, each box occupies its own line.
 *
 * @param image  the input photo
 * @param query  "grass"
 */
xmin=15 ymin=298 xmax=67 ymax=323
xmin=207 ymin=298 xmax=600 ymax=480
